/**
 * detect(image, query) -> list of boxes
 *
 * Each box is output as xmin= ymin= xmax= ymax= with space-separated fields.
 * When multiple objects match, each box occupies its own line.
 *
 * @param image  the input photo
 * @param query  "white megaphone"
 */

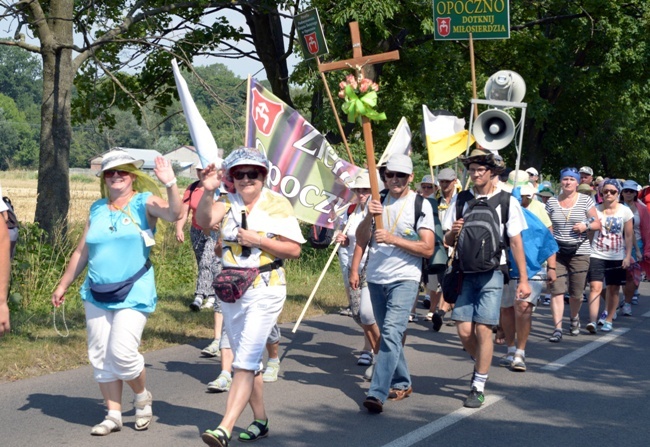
xmin=472 ymin=109 xmax=515 ymax=150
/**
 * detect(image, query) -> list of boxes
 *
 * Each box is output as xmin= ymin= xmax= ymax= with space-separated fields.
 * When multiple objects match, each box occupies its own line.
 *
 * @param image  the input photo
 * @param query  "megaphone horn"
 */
xmin=472 ymin=109 xmax=515 ymax=150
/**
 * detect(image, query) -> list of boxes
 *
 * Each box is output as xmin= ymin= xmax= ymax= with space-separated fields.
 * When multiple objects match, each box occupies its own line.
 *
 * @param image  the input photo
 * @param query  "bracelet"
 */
xmin=548 ymin=267 xmax=556 ymax=270
xmin=164 ymin=178 xmax=177 ymax=188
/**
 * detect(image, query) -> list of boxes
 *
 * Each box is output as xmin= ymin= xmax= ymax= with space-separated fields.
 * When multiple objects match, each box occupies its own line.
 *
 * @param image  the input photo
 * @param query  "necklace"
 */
xmin=108 ymin=191 xmax=136 ymax=232
xmin=558 ymin=193 xmax=578 ymax=222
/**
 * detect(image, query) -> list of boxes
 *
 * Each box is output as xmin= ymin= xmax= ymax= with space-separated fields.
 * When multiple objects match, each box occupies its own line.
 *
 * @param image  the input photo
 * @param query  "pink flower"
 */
xmin=346 ymin=74 xmax=358 ymax=89
xmin=370 ymin=82 xmax=379 ymax=92
xmin=338 ymin=90 xmax=346 ymax=99
xmin=339 ymin=81 xmax=347 ymax=90
xmin=359 ymin=78 xmax=372 ymax=93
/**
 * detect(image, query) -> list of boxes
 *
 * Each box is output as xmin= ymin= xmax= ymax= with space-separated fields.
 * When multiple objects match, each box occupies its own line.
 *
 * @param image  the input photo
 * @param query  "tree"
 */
xmin=297 ymin=0 xmax=650 ymax=180
xmin=0 ymin=0 xmax=295 ymax=234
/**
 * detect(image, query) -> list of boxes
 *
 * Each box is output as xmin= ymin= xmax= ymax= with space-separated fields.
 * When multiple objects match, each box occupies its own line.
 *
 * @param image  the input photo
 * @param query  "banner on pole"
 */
xmin=245 ymin=79 xmax=360 ymax=229
xmin=294 ymin=9 xmax=329 ymax=59
xmin=433 ymin=0 xmax=510 ymax=40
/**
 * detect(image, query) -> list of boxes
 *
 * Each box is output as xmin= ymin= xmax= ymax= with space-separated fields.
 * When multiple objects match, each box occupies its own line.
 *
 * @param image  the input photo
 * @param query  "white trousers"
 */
xmin=84 ymin=301 xmax=147 ymax=382
xmin=221 ymin=286 xmax=285 ymax=372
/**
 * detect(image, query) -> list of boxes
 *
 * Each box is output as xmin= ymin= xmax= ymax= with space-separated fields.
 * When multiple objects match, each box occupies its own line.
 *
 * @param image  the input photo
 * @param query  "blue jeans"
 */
xmin=367 ymin=280 xmax=419 ymax=403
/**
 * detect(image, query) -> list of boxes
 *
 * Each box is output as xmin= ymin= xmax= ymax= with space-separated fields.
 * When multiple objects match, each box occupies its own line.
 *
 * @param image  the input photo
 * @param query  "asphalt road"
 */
xmin=2 ymin=283 xmax=650 ymax=447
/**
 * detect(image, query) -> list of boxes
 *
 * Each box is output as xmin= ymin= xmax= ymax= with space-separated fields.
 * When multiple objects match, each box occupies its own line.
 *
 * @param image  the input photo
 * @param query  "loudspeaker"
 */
xmin=484 ymin=70 xmax=526 ymax=104
xmin=472 ymin=109 xmax=515 ymax=150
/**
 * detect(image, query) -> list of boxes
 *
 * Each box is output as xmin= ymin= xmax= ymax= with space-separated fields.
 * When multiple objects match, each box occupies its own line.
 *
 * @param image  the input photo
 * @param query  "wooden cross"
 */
xmin=319 ymin=21 xmax=400 ymax=229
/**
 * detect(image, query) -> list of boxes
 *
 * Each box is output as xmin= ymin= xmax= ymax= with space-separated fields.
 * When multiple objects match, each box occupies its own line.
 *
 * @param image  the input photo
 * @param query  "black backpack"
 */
xmin=3 ymin=196 xmax=18 ymax=230
xmin=455 ymin=190 xmax=510 ymax=273
xmin=307 ymin=225 xmax=334 ymax=249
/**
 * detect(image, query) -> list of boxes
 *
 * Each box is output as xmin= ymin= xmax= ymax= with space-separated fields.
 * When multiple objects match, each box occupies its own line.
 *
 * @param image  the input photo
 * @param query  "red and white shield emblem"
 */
xmin=251 ymin=88 xmax=284 ymax=136
xmin=437 ymin=17 xmax=451 ymax=37
xmin=305 ymin=32 xmax=319 ymax=55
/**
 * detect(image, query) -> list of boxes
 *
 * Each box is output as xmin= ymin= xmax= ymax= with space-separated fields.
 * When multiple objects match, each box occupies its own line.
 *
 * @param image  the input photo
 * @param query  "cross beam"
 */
xmin=318 ymin=22 xmax=400 ymax=229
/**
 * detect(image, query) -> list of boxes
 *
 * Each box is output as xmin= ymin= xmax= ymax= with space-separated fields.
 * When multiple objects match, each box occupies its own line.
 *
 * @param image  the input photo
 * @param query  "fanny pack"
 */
xmin=90 ymin=259 xmax=152 ymax=303
xmin=213 ymin=259 xmax=284 ymax=303
xmin=557 ymin=240 xmax=582 ymax=257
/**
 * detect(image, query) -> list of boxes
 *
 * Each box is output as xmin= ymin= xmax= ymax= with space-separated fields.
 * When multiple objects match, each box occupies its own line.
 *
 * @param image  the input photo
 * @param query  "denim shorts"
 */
xmin=452 ymin=269 xmax=503 ymax=326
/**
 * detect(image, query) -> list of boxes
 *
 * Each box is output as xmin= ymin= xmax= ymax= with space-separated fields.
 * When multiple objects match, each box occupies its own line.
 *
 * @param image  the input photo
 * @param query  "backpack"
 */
xmin=378 ymin=190 xmax=444 ymax=272
xmin=307 ymin=225 xmax=334 ymax=249
xmin=455 ymin=190 xmax=510 ymax=273
xmin=2 ymin=196 xmax=18 ymax=230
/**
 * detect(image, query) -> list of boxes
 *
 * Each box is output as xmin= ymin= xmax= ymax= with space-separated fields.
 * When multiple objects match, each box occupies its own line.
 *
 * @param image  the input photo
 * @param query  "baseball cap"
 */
xmin=525 ymin=167 xmax=538 ymax=176
xmin=579 ymin=166 xmax=594 ymax=176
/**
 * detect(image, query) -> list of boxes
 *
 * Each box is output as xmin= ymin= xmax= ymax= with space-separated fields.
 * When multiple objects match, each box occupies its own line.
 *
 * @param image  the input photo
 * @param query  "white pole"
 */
xmin=292 ymin=219 xmax=353 ymax=333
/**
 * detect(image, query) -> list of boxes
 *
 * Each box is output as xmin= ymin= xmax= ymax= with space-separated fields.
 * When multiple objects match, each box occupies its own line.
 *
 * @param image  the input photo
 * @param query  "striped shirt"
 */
xmin=545 ymin=194 xmax=595 ymax=255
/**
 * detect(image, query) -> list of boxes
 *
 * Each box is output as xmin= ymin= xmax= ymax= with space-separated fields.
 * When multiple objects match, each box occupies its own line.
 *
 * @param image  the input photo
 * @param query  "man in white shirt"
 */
xmin=351 ymin=154 xmax=434 ymax=414
xmin=443 ymin=149 xmax=530 ymax=408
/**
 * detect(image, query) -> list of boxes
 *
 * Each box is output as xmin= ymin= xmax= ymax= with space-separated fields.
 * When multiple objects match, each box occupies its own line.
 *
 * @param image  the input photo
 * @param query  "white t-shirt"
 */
xmin=442 ymin=189 xmax=527 ymax=265
xmin=366 ymin=191 xmax=435 ymax=284
xmin=345 ymin=204 xmax=369 ymax=274
xmin=591 ymin=204 xmax=633 ymax=260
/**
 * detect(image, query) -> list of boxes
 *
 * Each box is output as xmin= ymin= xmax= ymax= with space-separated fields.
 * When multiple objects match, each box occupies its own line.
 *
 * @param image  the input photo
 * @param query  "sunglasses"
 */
xmin=561 ymin=167 xmax=579 ymax=173
xmin=103 ymin=169 xmax=130 ymax=178
xmin=232 ymin=170 xmax=262 ymax=181
xmin=384 ymin=172 xmax=408 ymax=179
xmin=421 ymin=185 xmax=434 ymax=189
xmin=602 ymin=189 xmax=618 ymax=195
xmin=622 ymin=189 xmax=636 ymax=194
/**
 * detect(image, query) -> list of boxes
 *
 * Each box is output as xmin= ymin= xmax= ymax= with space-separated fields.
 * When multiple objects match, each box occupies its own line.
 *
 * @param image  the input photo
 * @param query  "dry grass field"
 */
xmin=0 ymin=171 xmax=102 ymax=223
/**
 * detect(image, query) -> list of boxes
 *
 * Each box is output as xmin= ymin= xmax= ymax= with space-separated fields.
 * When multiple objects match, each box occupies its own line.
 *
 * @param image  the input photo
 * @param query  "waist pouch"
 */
xmin=557 ymin=240 xmax=581 ymax=257
xmin=213 ymin=260 xmax=284 ymax=303
xmin=90 ymin=259 xmax=152 ymax=303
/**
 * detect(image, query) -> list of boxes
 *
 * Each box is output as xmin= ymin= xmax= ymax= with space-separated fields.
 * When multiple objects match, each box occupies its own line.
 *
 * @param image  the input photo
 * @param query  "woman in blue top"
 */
xmin=52 ymin=150 xmax=182 ymax=436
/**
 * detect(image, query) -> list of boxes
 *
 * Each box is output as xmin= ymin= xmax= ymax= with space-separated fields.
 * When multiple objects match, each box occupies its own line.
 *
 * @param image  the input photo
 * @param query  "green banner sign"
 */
xmin=433 ymin=0 xmax=510 ymax=40
xmin=294 ymin=9 xmax=329 ymax=60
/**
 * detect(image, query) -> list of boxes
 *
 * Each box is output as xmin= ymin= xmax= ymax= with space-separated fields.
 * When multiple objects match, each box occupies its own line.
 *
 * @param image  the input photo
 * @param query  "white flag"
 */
xmin=377 ymin=116 xmax=412 ymax=167
xmin=171 ymin=59 xmax=222 ymax=169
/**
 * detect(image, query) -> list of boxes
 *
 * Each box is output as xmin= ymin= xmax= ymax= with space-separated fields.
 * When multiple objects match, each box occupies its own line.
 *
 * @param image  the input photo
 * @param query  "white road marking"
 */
xmin=380 ymin=395 xmax=505 ymax=447
xmin=642 ymin=310 xmax=650 ymax=318
xmin=542 ymin=328 xmax=630 ymax=372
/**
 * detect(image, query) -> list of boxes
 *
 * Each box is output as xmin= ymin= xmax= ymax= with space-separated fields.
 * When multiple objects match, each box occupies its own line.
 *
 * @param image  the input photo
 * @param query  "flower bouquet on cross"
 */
xmin=338 ymin=72 xmax=386 ymax=124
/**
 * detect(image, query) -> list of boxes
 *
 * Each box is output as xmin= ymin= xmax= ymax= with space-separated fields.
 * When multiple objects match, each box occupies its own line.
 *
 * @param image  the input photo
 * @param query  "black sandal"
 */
xmin=549 ymin=329 xmax=563 ymax=343
xmin=202 ymin=427 xmax=230 ymax=447
xmin=238 ymin=420 xmax=269 ymax=442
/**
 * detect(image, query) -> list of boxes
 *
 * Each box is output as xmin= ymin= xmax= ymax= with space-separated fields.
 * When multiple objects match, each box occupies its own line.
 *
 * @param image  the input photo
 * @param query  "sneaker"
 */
xmin=262 ymin=360 xmax=280 ymax=383
xmin=363 ymin=363 xmax=374 ymax=381
xmin=499 ymin=354 xmax=514 ymax=368
xmin=586 ymin=322 xmax=597 ymax=334
xmin=357 ymin=351 xmax=374 ymax=366
xmin=190 ymin=296 xmax=203 ymax=312
xmin=432 ymin=312 xmax=444 ymax=332
xmin=582 ymin=293 xmax=588 ymax=303
xmin=597 ymin=311 xmax=608 ymax=326
xmin=601 ymin=321 xmax=613 ymax=332
xmin=207 ymin=372 xmax=231 ymax=392
xmin=542 ymin=296 xmax=551 ymax=306
xmin=632 ymin=294 xmax=639 ymax=305
xmin=511 ymin=355 xmax=526 ymax=372
xmin=463 ymin=387 xmax=485 ymax=408
xmin=201 ymin=296 xmax=216 ymax=309
xmin=201 ymin=339 xmax=221 ymax=357
xmin=422 ymin=297 xmax=431 ymax=309
xmin=570 ymin=317 xmax=580 ymax=336
xmin=622 ymin=303 xmax=632 ymax=316
xmin=409 ymin=313 xmax=417 ymax=323
xmin=339 ymin=307 xmax=352 ymax=316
